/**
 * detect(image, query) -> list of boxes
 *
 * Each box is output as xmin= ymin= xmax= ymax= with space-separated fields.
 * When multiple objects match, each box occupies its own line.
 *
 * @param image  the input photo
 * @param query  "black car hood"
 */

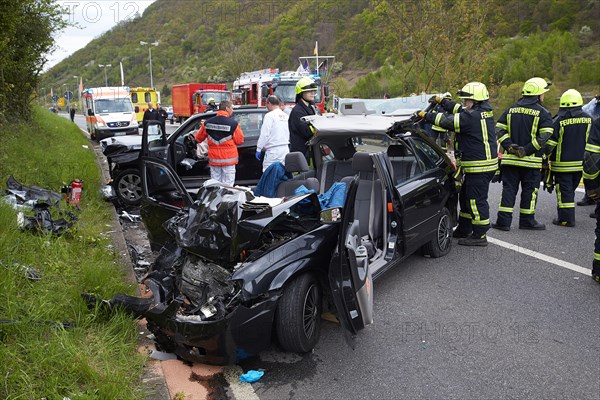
xmin=164 ymin=185 xmax=318 ymax=267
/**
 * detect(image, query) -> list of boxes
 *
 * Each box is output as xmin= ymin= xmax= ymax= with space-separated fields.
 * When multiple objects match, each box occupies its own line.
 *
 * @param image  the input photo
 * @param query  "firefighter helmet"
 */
xmin=295 ymin=77 xmax=318 ymax=95
xmin=522 ymin=77 xmax=551 ymax=96
xmin=208 ymin=98 xmax=215 ymax=103
xmin=559 ymin=89 xmax=583 ymax=107
xmin=457 ymin=82 xmax=489 ymax=101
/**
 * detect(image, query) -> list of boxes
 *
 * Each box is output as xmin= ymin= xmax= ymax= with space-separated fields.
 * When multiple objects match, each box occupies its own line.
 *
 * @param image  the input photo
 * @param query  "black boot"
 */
xmin=458 ymin=234 xmax=488 ymax=247
xmin=577 ymin=195 xmax=594 ymax=206
xmin=491 ymin=222 xmax=510 ymax=231
xmin=552 ymin=219 xmax=575 ymax=227
xmin=519 ymin=220 xmax=546 ymax=230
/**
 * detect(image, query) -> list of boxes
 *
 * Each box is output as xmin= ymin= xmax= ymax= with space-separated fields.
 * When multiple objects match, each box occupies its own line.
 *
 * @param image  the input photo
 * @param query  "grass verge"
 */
xmin=0 ymin=107 xmax=147 ymax=399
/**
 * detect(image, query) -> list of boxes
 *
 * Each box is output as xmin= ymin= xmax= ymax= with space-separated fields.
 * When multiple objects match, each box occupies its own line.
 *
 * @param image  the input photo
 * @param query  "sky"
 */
xmin=45 ymin=0 xmax=156 ymax=71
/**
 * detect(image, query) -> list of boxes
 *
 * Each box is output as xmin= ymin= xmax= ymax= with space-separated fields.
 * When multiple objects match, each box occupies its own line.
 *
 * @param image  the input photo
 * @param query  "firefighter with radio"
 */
xmin=289 ymin=77 xmax=320 ymax=163
xmin=492 ymin=77 xmax=554 ymax=231
xmin=543 ymin=89 xmax=592 ymax=227
xmin=583 ymin=117 xmax=600 ymax=283
xmin=419 ymin=82 xmax=497 ymax=246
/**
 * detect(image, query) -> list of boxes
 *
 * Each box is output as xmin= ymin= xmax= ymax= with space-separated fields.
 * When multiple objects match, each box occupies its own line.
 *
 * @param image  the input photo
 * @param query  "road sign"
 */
xmin=64 ymin=91 xmax=73 ymax=101
xmin=57 ymin=97 xmax=65 ymax=107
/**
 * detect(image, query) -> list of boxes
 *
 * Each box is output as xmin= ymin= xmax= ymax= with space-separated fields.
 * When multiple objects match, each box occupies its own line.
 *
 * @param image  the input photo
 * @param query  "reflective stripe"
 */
xmin=473 ymin=218 xmax=490 ymax=226
xmin=453 ymin=113 xmax=460 ymax=133
xmin=462 ymin=157 xmax=498 ymax=173
xmin=208 ymin=134 xmax=233 ymax=145
xmin=539 ymin=127 xmax=554 ymax=135
xmin=520 ymin=187 xmax=538 ymax=214
xmin=502 ymin=154 xmax=542 ymax=168
xmin=481 ymin=119 xmax=491 ymax=160
xmin=531 ymin=116 xmax=541 ymax=150
xmin=583 ymin=171 xmax=600 ymax=180
xmin=585 ymin=143 xmax=600 ymax=153
xmin=498 ymin=206 xmax=513 ymax=213
xmin=434 ymin=113 xmax=443 ymax=126
xmin=556 ymin=125 xmax=564 ymax=161
xmin=496 ymin=122 xmax=508 ymax=130
xmin=498 ymin=133 xmax=510 ymax=143
xmin=594 ymin=253 xmax=600 ymax=261
xmin=546 ymin=139 xmax=558 ymax=146
xmin=556 ymin=183 xmax=575 ymax=208
xmin=453 ymin=104 xmax=461 ymax=113
xmin=209 ymin=156 xmax=238 ymax=164
xmin=469 ymin=199 xmax=480 ymax=221
xmin=205 ymin=123 xmax=232 ymax=132
xmin=459 ymin=211 xmax=472 ymax=219
xmin=550 ymin=160 xmax=583 ymax=173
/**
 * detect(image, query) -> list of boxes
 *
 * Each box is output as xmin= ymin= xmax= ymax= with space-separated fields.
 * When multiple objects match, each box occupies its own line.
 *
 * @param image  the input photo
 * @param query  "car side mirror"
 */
xmin=320 ymin=207 xmax=342 ymax=224
xmin=87 ymin=108 xmax=93 ymax=116
xmin=134 ymin=106 xmax=139 ymax=113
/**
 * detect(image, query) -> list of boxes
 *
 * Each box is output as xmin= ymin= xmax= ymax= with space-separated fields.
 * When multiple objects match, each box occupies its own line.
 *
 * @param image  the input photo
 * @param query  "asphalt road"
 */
xmin=67 ymin=112 xmax=180 ymax=139
xmin=64 ymin=111 xmax=600 ymax=399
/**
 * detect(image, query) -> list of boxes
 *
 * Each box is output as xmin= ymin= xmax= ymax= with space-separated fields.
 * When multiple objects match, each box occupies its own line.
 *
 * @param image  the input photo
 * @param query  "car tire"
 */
xmin=275 ymin=273 xmax=322 ymax=353
xmin=114 ymin=168 xmax=143 ymax=206
xmin=421 ymin=206 xmax=452 ymax=258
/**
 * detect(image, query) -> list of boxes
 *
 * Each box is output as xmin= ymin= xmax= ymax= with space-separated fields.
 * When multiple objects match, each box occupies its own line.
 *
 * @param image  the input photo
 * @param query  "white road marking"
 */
xmin=487 ymin=236 xmax=591 ymax=276
xmin=223 ymin=365 xmax=260 ymax=400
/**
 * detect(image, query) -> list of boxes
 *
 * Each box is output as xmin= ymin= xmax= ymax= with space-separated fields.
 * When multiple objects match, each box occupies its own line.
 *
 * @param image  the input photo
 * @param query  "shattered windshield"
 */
xmin=94 ymin=98 xmax=133 ymax=113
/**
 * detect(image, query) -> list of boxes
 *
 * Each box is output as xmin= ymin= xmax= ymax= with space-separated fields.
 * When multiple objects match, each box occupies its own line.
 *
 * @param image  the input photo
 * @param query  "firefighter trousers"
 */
xmin=496 ymin=166 xmax=541 ymax=226
xmin=594 ymin=202 xmax=600 ymax=276
xmin=554 ymin=171 xmax=581 ymax=224
xmin=455 ymin=171 xmax=495 ymax=238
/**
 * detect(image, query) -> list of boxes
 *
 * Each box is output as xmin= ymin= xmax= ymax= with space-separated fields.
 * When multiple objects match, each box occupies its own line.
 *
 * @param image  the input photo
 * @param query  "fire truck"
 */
xmin=233 ymin=62 xmax=331 ymax=113
xmin=172 ymin=83 xmax=232 ymax=123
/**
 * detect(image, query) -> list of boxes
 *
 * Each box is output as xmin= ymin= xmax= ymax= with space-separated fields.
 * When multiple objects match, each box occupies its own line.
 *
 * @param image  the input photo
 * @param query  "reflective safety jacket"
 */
xmin=545 ymin=107 xmax=592 ymax=172
xmin=425 ymin=99 xmax=497 ymax=173
xmin=194 ymin=110 xmax=244 ymax=166
xmin=583 ymin=118 xmax=600 ymax=192
xmin=496 ymin=96 xmax=554 ymax=169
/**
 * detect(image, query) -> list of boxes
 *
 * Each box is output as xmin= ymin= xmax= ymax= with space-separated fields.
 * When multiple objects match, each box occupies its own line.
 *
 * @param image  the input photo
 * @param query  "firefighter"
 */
xmin=206 ymin=98 xmax=218 ymax=112
xmin=419 ymin=82 xmax=497 ymax=246
xmin=194 ymin=101 xmax=244 ymax=186
xmin=289 ymin=77 xmax=320 ymax=163
xmin=492 ymin=77 xmax=554 ymax=231
xmin=544 ymin=89 xmax=592 ymax=227
xmin=578 ymin=95 xmax=600 ymax=208
xmin=429 ymin=92 xmax=454 ymax=151
xmin=583 ymin=117 xmax=600 ymax=283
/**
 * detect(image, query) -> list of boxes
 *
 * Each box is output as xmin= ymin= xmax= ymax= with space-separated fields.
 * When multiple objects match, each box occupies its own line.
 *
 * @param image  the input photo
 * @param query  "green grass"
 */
xmin=0 ymin=107 xmax=147 ymax=399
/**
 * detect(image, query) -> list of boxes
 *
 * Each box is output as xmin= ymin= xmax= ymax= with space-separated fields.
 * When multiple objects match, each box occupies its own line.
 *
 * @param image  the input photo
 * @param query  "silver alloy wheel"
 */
xmin=303 ymin=284 xmax=319 ymax=338
xmin=438 ymin=213 xmax=452 ymax=251
xmin=117 ymin=172 xmax=142 ymax=202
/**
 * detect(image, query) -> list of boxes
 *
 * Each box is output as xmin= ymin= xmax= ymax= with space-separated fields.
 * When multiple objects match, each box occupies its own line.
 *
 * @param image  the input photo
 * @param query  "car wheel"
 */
xmin=421 ymin=206 xmax=452 ymax=258
xmin=276 ymin=273 xmax=322 ymax=353
xmin=114 ymin=168 xmax=142 ymax=206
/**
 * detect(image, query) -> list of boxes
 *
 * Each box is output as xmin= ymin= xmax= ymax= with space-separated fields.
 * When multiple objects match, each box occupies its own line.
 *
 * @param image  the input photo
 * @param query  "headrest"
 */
xmin=387 ymin=144 xmax=408 ymax=157
xmin=284 ymin=152 xmax=309 ymax=172
xmin=334 ymin=144 xmax=356 ymax=160
xmin=352 ymin=152 xmax=374 ymax=173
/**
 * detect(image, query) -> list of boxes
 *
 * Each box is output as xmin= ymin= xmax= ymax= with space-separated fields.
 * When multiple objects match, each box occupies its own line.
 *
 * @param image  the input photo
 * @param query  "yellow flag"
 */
xmin=313 ymin=41 xmax=318 ymax=56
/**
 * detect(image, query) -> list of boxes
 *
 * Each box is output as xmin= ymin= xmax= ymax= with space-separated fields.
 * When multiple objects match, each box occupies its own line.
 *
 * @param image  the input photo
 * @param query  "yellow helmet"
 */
xmin=457 ymin=82 xmax=489 ymax=101
xmin=208 ymin=98 xmax=215 ymax=103
xmin=295 ymin=77 xmax=318 ymax=94
xmin=522 ymin=77 xmax=551 ymax=96
xmin=559 ymin=89 xmax=583 ymax=107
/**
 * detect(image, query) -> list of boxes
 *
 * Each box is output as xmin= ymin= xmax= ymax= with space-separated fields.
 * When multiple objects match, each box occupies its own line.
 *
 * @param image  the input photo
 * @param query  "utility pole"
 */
xmin=140 ymin=41 xmax=159 ymax=88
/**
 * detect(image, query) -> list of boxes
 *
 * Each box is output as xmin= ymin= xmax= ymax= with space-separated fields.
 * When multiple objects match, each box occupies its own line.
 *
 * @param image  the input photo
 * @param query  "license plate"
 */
xmin=114 ymin=131 xmax=126 ymax=136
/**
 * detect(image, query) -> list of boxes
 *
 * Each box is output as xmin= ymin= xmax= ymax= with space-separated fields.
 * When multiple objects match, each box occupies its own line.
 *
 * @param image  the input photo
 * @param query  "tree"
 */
xmin=0 ymin=0 xmax=66 ymax=124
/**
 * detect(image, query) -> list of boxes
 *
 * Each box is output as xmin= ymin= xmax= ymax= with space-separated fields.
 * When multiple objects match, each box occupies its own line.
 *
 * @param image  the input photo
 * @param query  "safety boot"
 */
xmin=552 ymin=219 xmax=575 ymax=227
xmin=519 ymin=220 xmax=546 ymax=230
xmin=458 ymin=234 xmax=488 ymax=247
xmin=577 ymin=196 xmax=594 ymax=206
xmin=491 ymin=222 xmax=510 ymax=231
xmin=452 ymin=229 xmax=470 ymax=238
xmin=593 ymin=272 xmax=600 ymax=284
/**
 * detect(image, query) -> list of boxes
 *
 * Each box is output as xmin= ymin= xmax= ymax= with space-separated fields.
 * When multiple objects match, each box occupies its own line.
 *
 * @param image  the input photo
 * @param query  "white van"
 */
xmin=83 ymin=86 xmax=139 ymax=141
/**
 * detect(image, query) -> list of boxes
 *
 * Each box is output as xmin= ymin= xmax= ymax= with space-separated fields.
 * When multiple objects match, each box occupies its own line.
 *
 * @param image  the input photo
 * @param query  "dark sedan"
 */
xmin=101 ymin=108 xmax=267 ymax=205
xmin=89 ymin=112 xmax=459 ymax=365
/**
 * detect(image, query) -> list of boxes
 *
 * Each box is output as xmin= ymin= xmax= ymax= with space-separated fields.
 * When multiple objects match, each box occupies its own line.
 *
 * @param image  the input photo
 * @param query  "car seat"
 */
xmin=276 ymin=152 xmax=320 ymax=197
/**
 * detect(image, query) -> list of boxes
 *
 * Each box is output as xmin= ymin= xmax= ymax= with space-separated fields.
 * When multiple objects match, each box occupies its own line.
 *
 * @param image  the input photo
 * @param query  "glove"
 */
xmin=255 ymin=151 xmax=262 ymax=161
xmin=508 ymin=144 xmax=526 ymax=158
xmin=428 ymin=95 xmax=442 ymax=104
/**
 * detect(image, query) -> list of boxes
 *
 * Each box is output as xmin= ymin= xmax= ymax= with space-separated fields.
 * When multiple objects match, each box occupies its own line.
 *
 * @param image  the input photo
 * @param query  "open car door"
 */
xmin=328 ymin=176 xmax=374 ymax=348
xmin=140 ymin=156 xmax=194 ymax=249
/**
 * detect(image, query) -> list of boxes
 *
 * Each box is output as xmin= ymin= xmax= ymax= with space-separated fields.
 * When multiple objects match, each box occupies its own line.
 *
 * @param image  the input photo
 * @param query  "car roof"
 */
xmin=307 ymin=114 xmax=414 ymax=144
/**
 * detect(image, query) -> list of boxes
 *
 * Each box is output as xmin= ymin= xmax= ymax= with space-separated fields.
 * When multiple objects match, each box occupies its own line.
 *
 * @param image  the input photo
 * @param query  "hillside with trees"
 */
xmin=41 ymin=0 xmax=600 ymax=110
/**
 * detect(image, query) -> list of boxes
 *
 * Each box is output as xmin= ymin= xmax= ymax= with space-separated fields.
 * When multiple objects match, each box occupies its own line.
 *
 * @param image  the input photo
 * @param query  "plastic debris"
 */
xmin=119 ymin=210 xmax=141 ymax=222
xmin=148 ymin=350 xmax=178 ymax=361
xmin=1 ymin=261 xmax=41 ymax=281
xmin=100 ymin=184 xmax=116 ymax=200
xmin=239 ymin=370 xmax=264 ymax=383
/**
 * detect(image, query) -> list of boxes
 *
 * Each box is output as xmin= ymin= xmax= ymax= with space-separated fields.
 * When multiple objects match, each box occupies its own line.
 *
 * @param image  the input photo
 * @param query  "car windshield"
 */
xmin=201 ymin=92 xmax=231 ymax=103
xmin=233 ymin=112 xmax=264 ymax=138
xmin=275 ymin=83 xmax=321 ymax=103
xmin=94 ymin=98 xmax=133 ymax=113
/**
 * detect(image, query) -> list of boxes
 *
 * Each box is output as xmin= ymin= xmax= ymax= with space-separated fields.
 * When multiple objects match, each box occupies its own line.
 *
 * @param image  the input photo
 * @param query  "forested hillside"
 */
xmin=42 ymin=0 xmax=600 ymax=109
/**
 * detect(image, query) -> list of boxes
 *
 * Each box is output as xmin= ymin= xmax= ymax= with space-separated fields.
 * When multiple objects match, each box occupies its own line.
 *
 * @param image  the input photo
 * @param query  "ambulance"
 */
xmin=83 ymin=86 xmax=138 ymax=141
xmin=130 ymin=87 xmax=161 ymax=123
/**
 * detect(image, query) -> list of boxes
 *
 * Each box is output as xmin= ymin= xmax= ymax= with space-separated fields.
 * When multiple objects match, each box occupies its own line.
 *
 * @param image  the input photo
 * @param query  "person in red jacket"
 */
xmin=194 ymin=101 xmax=244 ymax=186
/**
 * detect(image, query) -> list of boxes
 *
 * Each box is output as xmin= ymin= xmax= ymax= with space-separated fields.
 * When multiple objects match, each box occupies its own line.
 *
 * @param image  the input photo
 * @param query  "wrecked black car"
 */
xmin=93 ymin=113 xmax=458 ymax=365
xmin=101 ymin=108 xmax=267 ymax=205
